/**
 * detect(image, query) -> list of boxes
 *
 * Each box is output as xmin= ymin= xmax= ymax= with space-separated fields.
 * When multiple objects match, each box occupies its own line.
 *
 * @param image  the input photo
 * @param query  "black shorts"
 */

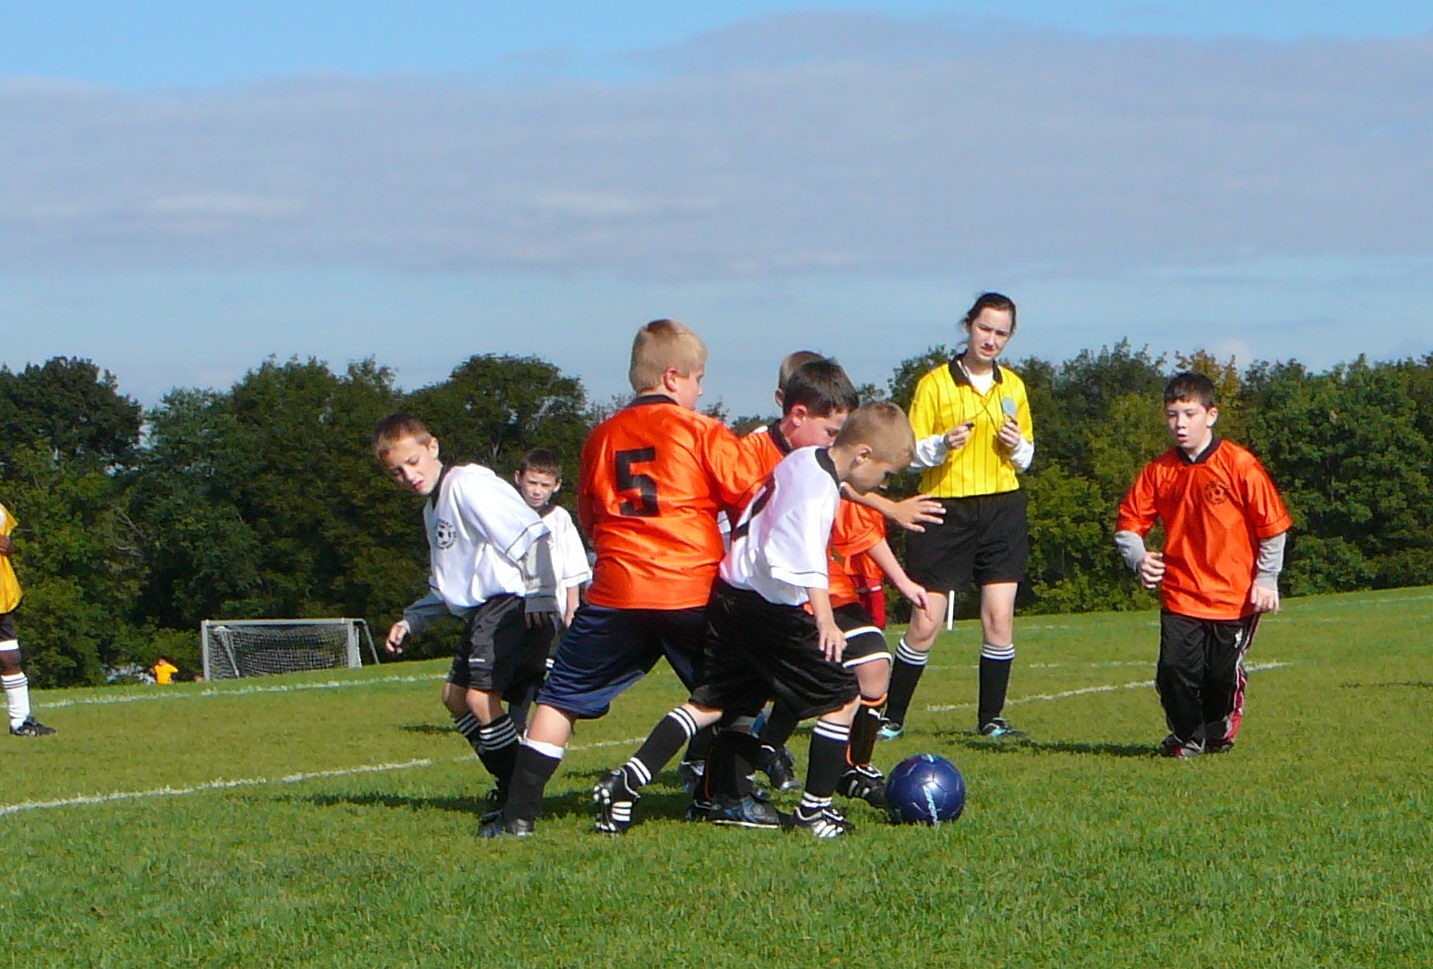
xmin=833 ymin=602 xmax=890 ymax=671
xmin=0 ymin=611 xmax=15 ymax=644
xmin=690 ymin=582 xmax=859 ymax=722
xmin=445 ymin=594 xmax=547 ymax=700
xmin=904 ymin=489 xmax=1029 ymax=591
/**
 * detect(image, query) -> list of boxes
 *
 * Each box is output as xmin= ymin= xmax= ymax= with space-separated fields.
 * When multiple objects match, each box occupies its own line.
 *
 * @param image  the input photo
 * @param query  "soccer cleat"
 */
xmin=478 ymin=815 xmax=535 ymax=838
xmin=1160 ymin=734 xmax=1204 ymax=759
xmin=479 ymin=786 xmax=507 ymax=826
xmin=836 ymin=764 xmax=887 ymax=808
xmin=876 ymin=719 xmax=904 ymax=741
xmin=759 ymin=744 xmax=801 ymax=792
xmin=9 ymin=716 xmax=55 ymax=737
xmin=790 ymin=805 xmax=854 ymax=838
xmin=977 ymin=717 xmax=1026 ymax=739
xmin=676 ymin=759 xmax=706 ymax=795
xmin=1205 ymin=737 xmax=1235 ymax=754
xmin=685 ymin=791 xmax=784 ymax=829
xmin=592 ymin=768 xmax=640 ymax=835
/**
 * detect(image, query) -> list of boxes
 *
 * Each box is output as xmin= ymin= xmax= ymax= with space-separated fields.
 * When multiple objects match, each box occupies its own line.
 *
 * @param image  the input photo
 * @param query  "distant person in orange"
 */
xmin=152 ymin=656 xmax=179 ymax=685
xmin=1116 ymin=372 xmax=1291 ymax=758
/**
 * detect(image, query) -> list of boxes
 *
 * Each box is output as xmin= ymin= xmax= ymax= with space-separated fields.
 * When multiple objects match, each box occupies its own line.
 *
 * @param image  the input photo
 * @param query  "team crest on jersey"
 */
xmin=1204 ymin=481 xmax=1229 ymax=505
xmin=433 ymin=518 xmax=458 ymax=549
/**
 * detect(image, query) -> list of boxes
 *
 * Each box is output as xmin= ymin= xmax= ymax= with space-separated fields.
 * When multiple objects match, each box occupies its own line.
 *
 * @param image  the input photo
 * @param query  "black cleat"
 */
xmin=592 ymin=768 xmax=640 ymax=835
xmin=790 ymin=805 xmax=854 ymax=838
xmin=836 ymin=764 xmax=887 ymax=808
xmin=685 ymin=791 xmax=785 ymax=829
xmin=478 ymin=816 xmax=535 ymax=839
xmin=759 ymin=744 xmax=801 ymax=792
xmin=10 ymin=716 xmax=55 ymax=737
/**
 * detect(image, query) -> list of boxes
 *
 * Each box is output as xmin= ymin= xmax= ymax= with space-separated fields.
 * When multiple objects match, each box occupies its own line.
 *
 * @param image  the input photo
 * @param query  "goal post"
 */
xmin=201 ymin=618 xmax=380 ymax=681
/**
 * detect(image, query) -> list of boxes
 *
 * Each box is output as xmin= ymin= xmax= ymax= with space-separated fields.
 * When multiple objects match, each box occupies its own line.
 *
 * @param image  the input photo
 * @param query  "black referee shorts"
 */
xmin=904 ymin=489 xmax=1029 ymax=591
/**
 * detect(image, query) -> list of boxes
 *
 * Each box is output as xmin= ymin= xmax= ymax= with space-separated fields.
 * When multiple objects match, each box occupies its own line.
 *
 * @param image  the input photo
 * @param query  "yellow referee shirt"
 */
xmin=907 ymin=359 xmax=1034 ymax=498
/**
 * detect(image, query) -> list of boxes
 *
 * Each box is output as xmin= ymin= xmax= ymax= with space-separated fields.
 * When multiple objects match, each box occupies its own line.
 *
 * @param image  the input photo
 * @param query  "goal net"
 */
xmin=201 ymin=618 xmax=380 ymax=681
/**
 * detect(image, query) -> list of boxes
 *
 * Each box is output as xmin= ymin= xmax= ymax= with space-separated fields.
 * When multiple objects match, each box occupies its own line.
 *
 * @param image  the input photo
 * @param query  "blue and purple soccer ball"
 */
xmin=886 ymin=753 xmax=966 ymax=825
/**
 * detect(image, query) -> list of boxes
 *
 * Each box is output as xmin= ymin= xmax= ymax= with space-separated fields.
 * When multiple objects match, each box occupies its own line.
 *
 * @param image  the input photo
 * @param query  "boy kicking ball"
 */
xmin=1115 ymin=372 xmax=1291 ymax=757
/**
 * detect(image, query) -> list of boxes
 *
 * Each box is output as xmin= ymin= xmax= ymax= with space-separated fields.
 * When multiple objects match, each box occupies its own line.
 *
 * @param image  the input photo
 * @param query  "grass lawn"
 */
xmin=3 ymin=587 xmax=1430 ymax=967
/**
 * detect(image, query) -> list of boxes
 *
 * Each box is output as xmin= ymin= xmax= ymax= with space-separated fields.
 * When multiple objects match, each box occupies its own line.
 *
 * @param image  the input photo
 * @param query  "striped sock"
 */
xmin=883 ymin=639 xmax=929 ymax=727
xmin=3 ymin=671 xmax=30 ymax=729
xmin=803 ymin=718 xmax=851 ymax=799
xmin=978 ymin=642 xmax=1015 ymax=727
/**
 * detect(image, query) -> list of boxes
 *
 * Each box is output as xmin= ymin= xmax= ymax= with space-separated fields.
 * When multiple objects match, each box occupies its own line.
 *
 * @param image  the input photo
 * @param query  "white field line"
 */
xmin=41 ymin=672 xmax=442 ymax=709
xmin=6 ymin=660 xmax=1294 ymax=818
xmin=924 ymin=660 xmax=1292 ymax=713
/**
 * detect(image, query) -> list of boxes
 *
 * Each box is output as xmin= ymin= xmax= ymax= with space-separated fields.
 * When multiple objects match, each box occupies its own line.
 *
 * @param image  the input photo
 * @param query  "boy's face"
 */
xmin=843 ymin=451 xmax=901 ymax=495
xmin=381 ymin=435 xmax=442 ymax=495
xmin=515 ymin=469 xmax=560 ymax=509
xmin=1165 ymin=397 xmax=1218 ymax=456
xmin=668 ymin=366 xmax=705 ymax=410
xmin=785 ymin=406 xmax=848 ymax=449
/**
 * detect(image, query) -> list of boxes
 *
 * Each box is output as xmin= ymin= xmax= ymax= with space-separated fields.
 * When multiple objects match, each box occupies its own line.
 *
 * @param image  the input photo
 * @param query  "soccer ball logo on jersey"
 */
xmin=1203 ymin=481 xmax=1229 ymax=506
xmin=433 ymin=518 xmax=458 ymax=549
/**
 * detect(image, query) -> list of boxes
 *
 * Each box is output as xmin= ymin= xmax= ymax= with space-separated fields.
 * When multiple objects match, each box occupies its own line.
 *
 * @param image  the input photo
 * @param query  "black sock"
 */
xmin=757 ymin=701 xmax=801 ymax=751
xmin=624 ymin=707 xmax=699 ymax=790
xmin=476 ymin=714 xmax=520 ymax=788
xmin=702 ymin=728 xmax=763 ymax=800
xmin=502 ymin=742 xmax=562 ymax=825
xmin=452 ymin=712 xmax=483 ymax=756
xmin=884 ymin=639 xmax=929 ymax=727
xmin=978 ymin=644 xmax=1015 ymax=726
xmin=682 ymin=721 xmax=715 ymax=766
xmin=803 ymin=718 xmax=851 ymax=799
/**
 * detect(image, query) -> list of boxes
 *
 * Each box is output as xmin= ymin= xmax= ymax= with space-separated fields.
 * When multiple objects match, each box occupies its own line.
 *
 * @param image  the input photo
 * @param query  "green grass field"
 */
xmin=4 ymin=588 xmax=1430 ymax=968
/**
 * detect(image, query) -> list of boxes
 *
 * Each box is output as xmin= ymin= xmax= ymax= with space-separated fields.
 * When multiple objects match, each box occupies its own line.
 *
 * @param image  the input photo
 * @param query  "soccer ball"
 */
xmin=885 ymin=753 xmax=966 ymax=825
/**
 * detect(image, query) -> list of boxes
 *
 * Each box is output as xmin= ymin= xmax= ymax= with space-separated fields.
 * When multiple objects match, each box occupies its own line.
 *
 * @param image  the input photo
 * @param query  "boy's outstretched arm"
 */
xmin=842 ymin=484 xmax=944 ymax=533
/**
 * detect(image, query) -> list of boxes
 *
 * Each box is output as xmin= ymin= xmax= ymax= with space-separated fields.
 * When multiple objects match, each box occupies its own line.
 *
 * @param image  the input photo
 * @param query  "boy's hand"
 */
xmin=0 ymin=534 xmax=10 ymax=555
xmin=525 ymin=609 xmax=557 ymax=629
xmin=896 ymin=578 xmax=928 ymax=613
xmin=817 ymin=619 xmax=846 ymax=662
xmin=995 ymin=417 xmax=1022 ymax=451
xmin=1138 ymin=551 xmax=1165 ymax=589
xmin=384 ymin=621 xmax=409 ymax=655
xmin=943 ymin=423 xmax=974 ymax=450
xmin=1249 ymin=586 xmax=1280 ymax=613
xmin=887 ymin=493 xmax=945 ymax=533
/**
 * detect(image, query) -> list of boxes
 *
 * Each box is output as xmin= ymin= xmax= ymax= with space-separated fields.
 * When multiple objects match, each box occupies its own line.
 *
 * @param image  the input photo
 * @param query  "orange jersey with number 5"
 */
xmin=579 ymin=396 xmax=766 ymax=609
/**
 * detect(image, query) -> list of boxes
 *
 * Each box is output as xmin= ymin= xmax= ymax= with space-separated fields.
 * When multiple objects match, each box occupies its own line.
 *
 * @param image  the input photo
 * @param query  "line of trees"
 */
xmin=2 ymin=346 xmax=1429 ymax=687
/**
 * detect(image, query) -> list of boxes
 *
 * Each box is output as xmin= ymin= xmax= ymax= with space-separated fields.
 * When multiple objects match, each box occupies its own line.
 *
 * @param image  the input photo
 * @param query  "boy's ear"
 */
xmin=787 ymin=402 xmax=810 ymax=424
xmin=1208 ymin=405 xmax=1219 ymax=426
xmin=662 ymin=367 xmax=682 ymax=392
xmin=551 ymin=480 xmax=562 ymax=494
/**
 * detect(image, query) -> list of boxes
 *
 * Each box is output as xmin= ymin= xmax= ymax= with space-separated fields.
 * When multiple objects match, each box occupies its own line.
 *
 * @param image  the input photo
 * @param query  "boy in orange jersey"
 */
xmin=482 ymin=319 xmax=768 ymax=837
xmin=1116 ymin=372 xmax=1291 ymax=758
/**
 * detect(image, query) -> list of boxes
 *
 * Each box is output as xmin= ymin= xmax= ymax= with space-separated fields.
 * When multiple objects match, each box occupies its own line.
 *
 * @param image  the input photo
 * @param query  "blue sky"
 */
xmin=3 ymin=2 xmax=1430 ymax=417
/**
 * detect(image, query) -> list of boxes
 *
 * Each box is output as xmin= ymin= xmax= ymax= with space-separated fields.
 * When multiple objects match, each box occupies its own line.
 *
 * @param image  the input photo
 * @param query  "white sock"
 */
xmin=3 ymin=671 xmax=31 ymax=729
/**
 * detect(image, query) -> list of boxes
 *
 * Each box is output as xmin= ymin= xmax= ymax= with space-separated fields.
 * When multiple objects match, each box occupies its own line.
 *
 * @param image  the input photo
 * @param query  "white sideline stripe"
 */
xmin=0 ymin=759 xmax=434 ymax=817
xmin=923 ymin=660 xmax=1292 ymax=713
xmin=7 ymin=661 xmax=1293 ymax=818
xmin=41 ymin=672 xmax=441 ymax=709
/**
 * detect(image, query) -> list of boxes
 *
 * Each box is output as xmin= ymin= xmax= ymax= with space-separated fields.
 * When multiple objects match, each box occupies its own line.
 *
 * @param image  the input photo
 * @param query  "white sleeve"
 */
xmin=909 ymin=434 xmax=949 ymax=471
xmin=549 ymin=508 xmax=592 ymax=586
xmin=401 ymin=587 xmax=450 ymax=638
xmin=1009 ymin=436 xmax=1035 ymax=473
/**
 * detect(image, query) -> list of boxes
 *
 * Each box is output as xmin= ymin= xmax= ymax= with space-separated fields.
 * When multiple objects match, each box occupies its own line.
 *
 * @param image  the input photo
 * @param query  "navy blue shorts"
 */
xmin=536 ymin=604 xmax=706 ymax=719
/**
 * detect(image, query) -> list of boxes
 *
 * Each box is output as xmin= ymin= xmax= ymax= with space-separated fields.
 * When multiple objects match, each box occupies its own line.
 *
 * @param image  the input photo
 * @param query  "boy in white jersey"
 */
xmin=595 ymin=402 xmax=916 ymax=838
xmin=374 ymin=414 xmax=554 ymax=818
xmin=509 ymin=448 xmax=591 ymax=727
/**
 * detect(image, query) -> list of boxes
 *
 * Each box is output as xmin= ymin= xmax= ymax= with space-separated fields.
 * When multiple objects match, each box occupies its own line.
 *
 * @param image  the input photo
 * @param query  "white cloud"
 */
xmin=0 ymin=16 xmax=1427 ymax=279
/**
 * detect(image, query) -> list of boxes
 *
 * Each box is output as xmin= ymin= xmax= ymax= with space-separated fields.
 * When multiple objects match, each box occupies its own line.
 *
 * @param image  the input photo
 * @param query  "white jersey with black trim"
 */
xmin=424 ymin=463 xmax=549 ymax=613
xmin=719 ymin=446 xmax=839 ymax=607
xmin=520 ymin=503 xmax=591 ymax=611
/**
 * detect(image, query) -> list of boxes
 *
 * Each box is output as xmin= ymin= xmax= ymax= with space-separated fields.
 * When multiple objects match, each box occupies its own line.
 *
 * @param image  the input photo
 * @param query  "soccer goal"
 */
xmin=201 ymin=618 xmax=380 ymax=681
